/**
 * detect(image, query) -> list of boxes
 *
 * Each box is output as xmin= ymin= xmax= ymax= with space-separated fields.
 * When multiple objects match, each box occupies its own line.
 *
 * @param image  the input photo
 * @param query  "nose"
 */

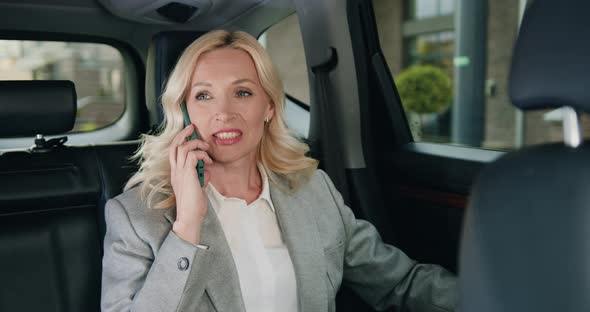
xmin=214 ymin=112 xmax=237 ymax=122
xmin=213 ymin=95 xmax=237 ymax=122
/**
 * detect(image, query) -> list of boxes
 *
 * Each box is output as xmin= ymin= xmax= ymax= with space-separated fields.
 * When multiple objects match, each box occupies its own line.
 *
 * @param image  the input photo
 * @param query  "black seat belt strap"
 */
xmin=310 ymin=47 xmax=350 ymax=205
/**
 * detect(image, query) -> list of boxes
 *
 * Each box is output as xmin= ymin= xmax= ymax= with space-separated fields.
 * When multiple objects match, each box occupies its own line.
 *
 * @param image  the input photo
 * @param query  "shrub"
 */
xmin=395 ymin=65 xmax=452 ymax=115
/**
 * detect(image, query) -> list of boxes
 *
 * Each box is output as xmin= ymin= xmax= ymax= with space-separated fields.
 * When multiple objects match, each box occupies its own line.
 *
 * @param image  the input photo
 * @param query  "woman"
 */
xmin=101 ymin=30 xmax=457 ymax=312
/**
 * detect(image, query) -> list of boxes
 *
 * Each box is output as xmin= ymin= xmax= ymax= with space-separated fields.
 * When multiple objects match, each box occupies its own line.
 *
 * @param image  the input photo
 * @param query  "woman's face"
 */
xmin=186 ymin=47 xmax=274 ymax=164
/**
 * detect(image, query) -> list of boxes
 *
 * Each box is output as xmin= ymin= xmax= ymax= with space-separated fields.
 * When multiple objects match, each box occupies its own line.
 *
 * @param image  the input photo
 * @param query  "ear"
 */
xmin=266 ymin=101 xmax=275 ymax=120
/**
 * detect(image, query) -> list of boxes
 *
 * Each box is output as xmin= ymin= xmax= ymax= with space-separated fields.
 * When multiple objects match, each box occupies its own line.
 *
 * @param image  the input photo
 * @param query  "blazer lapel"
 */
xmin=270 ymin=180 xmax=329 ymax=312
xmin=164 ymin=200 xmax=246 ymax=312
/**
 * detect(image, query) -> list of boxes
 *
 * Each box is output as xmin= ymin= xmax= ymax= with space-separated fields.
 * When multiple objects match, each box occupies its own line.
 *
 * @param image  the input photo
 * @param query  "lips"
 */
xmin=212 ymin=129 xmax=243 ymax=145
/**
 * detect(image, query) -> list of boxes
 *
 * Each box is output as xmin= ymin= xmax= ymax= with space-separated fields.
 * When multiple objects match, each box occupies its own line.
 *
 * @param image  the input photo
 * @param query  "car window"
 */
xmin=259 ymin=13 xmax=310 ymax=138
xmin=0 ymin=40 xmax=125 ymax=133
xmin=374 ymin=0 xmax=585 ymax=150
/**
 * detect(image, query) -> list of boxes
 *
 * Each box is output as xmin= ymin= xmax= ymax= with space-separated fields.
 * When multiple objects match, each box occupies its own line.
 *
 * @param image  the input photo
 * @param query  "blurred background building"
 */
xmin=0 ymin=40 xmax=125 ymax=132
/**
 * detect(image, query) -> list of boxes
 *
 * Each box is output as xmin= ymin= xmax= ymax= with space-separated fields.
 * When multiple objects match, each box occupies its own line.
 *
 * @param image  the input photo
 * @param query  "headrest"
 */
xmin=509 ymin=0 xmax=590 ymax=112
xmin=0 ymin=80 xmax=76 ymax=137
xmin=146 ymin=31 xmax=205 ymax=126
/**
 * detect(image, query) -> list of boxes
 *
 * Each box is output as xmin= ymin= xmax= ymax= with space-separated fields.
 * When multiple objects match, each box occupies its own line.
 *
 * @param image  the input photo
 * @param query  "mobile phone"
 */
xmin=180 ymin=101 xmax=205 ymax=187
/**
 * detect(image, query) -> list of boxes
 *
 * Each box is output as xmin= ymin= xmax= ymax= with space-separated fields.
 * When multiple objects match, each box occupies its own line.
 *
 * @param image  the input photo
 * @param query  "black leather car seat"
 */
xmin=0 ymin=80 xmax=139 ymax=312
xmin=0 ymin=81 xmax=103 ymax=312
xmin=459 ymin=0 xmax=590 ymax=311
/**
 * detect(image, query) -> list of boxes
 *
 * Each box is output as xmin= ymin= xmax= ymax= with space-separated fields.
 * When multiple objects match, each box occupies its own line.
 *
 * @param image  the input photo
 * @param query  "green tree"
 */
xmin=396 ymin=65 xmax=452 ymax=138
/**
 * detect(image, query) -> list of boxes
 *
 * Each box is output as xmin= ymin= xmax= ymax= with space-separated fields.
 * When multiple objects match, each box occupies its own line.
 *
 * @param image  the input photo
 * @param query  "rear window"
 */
xmin=260 ymin=14 xmax=310 ymax=105
xmin=259 ymin=14 xmax=311 ymax=138
xmin=0 ymin=40 xmax=125 ymax=133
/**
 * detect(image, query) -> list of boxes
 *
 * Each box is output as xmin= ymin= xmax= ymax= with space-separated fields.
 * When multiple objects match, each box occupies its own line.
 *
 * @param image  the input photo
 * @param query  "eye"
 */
xmin=195 ymin=92 xmax=211 ymax=101
xmin=236 ymin=90 xmax=252 ymax=98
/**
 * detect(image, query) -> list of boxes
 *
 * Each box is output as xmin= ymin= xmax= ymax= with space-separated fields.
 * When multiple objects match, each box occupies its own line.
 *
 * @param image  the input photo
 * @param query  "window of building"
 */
xmin=375 ymin=0 xmax=580 ymax=150
xmin=406 ymin=31 xmax=454 ymax=70
xmin=259 ymin=14 xmax=310 ymax=138
xmin=0 ymin=40 xmax=126 ymax=133
xmin=408 ymin=0 xmax=455 ymax=19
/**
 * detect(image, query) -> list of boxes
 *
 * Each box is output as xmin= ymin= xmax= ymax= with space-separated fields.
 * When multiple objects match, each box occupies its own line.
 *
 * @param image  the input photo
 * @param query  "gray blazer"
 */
xmin=101 ymin=170 xmax=456 ymax=312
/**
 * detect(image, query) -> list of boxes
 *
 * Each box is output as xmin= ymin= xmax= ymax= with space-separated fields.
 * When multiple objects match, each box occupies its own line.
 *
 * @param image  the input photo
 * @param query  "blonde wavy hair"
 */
xmin=125 ymin=30 xmax=318 ymax=209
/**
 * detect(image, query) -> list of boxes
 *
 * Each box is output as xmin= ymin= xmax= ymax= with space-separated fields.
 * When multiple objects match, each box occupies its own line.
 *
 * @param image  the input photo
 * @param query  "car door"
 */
xmin=292 ymin=0 xmax=543 ymax=310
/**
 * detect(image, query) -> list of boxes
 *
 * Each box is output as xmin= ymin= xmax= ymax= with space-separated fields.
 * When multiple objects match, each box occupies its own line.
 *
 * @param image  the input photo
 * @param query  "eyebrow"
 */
xmin=191 ymin=82 xmax=212 ymax=88
xmin=190 ymin=79 xmax=256 ymax=89
xmin=233 ymin=78 xmax=256 ymax=85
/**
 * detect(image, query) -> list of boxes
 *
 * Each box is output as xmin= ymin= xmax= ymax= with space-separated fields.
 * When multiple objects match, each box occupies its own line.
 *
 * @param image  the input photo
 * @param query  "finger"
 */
xmin=180 ymin=156 xmax=202 ymax=191
xmin=176 ymin=140 xmax=190 ymax=169
xmin=170 ymin=125 xmax=194 ymax=168
xmin=183 ymin=138 xmax=210 ymax=151
xmin=203 ymin=155 xmax=213 ymax=165
xmin=185 ymin=150 xmax=213 ymax=167
xmin=195 ymin=149 xmax=213 ymax=165
xmin=178 ymin=142 xmax=211 ymax=166
xmin=182 ymin=152 xmax=205 ymax=190
xmin=172 ymin=124 xmax=196 ymax=148
xmin=176 ymin=134 xmax=209 ymax=169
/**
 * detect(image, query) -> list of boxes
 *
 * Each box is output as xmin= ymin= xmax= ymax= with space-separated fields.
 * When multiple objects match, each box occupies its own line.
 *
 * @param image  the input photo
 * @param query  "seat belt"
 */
xmin=310 ymin=47 xmax=350 ymax=205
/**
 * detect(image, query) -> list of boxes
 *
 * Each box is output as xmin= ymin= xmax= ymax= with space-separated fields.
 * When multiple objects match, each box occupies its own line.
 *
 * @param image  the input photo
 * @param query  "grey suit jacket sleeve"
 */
xmin=101 ymin=197 xmax=206 ymax=312
xmin=318 ymin=171 xmax=457 ymax=312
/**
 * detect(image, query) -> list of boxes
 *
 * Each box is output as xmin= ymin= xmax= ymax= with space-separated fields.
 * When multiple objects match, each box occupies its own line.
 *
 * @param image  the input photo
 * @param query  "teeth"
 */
xmin=215 ymin=132 xmax=240 ymax=140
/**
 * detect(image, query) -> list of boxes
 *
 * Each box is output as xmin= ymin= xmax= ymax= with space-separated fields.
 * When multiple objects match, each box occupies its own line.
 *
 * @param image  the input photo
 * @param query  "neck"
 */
xmin=208 ymin=157 xmax=262 ymax=203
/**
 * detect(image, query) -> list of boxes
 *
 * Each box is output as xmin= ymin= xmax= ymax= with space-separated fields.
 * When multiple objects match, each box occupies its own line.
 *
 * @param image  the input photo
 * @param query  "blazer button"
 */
xmin=178 ymin=257 xmax=190 ymax=271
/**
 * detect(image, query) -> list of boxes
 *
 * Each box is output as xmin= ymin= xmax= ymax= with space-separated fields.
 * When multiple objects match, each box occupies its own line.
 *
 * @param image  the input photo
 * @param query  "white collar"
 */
xmin=205 ymin=163 xmax=275 ymax=213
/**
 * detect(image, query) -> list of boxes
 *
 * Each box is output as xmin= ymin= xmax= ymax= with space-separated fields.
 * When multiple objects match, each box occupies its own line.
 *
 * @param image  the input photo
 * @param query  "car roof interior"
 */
xmin=0 ymin=0 xmax=296 ymax=43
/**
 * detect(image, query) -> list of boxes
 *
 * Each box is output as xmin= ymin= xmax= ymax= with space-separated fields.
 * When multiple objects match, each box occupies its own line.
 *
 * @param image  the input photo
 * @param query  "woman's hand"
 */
xmin=169 ymin=124 xmax=213 ymax=245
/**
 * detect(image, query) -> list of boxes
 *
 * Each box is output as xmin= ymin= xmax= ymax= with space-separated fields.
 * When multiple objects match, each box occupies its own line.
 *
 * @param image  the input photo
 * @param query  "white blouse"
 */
xmin=205 ymin=164 xmax=298 ymax=312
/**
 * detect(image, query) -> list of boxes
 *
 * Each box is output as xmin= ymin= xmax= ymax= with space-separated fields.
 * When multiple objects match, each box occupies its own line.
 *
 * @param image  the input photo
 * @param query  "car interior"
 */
xmin=0 ymin=0 xmax=585 ymax=311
